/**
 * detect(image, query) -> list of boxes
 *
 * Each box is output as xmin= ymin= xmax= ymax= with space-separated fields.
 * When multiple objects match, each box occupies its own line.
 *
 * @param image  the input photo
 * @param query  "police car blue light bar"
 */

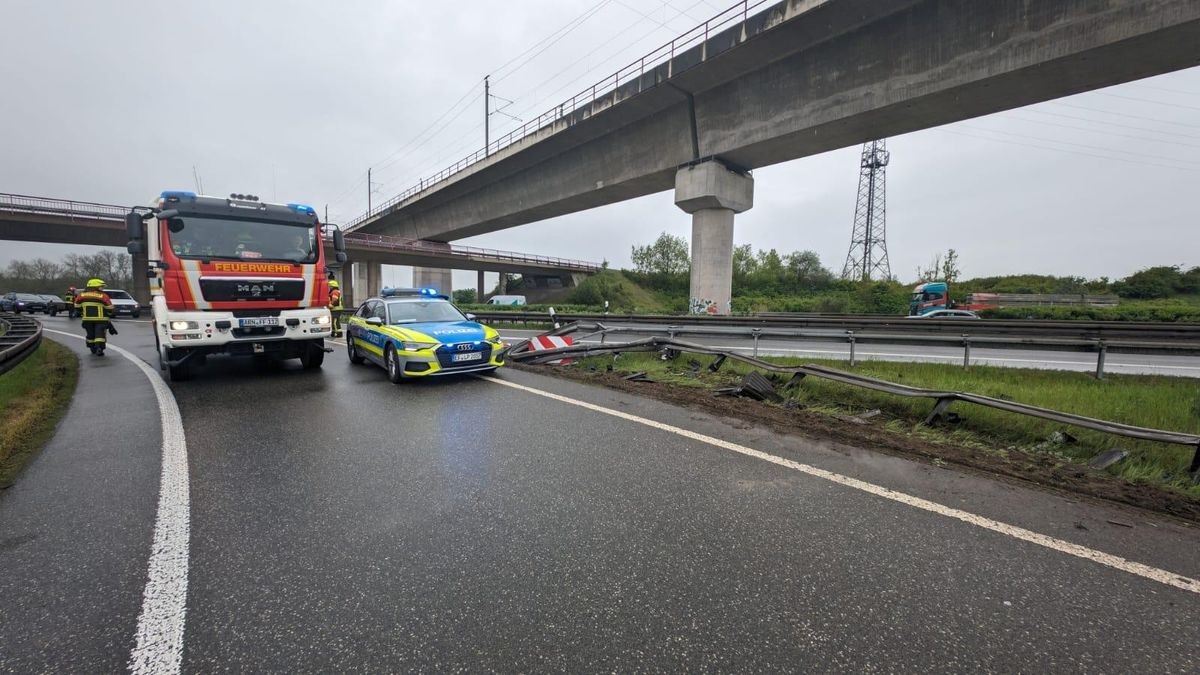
xmin=381 ymin=287 xmax=449 ymax=299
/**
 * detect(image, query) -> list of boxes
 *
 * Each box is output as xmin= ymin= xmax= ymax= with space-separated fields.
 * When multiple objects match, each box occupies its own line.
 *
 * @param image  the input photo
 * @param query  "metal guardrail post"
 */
xmin=751 ymin=327 xmax=762 ymax=357
xmin=1095 ymin=340 xmax=1107 ymax=380
xmin=847 ymin=330 xmax=856 ymax=366
xmin=962 ymin=334 xmax=971 ymax=369
xmin=668 ymin=325 xmax=678 ymax=340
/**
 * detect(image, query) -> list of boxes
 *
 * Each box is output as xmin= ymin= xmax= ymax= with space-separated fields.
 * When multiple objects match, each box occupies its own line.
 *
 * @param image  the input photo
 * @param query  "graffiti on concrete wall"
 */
xmin=689 ymin=297 xmax=728 ymax=315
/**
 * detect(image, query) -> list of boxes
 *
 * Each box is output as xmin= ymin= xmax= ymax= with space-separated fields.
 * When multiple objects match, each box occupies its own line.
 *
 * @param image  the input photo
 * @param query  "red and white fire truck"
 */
xmin=125 ymin=191 xmax=347 ymax=381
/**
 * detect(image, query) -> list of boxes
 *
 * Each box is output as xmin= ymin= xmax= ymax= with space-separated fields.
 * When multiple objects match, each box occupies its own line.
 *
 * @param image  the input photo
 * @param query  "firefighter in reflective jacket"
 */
xmin=74 ymin=278 xmax=114 ymax=355
xmin=64 ymin=286 xmax=78 ymax=318
xmin=327 ymin=279 xmax=344 ymax=338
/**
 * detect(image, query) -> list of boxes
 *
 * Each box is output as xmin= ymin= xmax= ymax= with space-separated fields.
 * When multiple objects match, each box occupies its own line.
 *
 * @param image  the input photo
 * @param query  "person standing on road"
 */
xmin=74 ymin=278 xmax=114 ymax=355
xmin=63 ymin=286 xmax=77 ymax=318
xmin=327 ymin=279 xmax=344 ymax=338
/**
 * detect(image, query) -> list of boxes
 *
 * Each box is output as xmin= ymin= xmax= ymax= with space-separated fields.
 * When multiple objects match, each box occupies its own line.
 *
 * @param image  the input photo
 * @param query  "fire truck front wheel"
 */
xmin=300 ymin=341 xmax=325 ymax=369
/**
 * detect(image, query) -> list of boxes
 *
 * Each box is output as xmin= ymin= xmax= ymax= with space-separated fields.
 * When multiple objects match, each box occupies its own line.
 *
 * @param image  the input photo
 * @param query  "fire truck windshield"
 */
xmin=165 ymin=215 xmax=317 ymax=263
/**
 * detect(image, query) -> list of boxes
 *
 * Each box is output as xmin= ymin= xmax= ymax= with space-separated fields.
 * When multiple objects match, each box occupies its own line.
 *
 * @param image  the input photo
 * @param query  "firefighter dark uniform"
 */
xmin=64 ymin=287 xmax=77 ymax=318
xmin=74 ymin=279 xmax=114 ymax=355
xmin=328 ymin=279 xmax=344 ymax=338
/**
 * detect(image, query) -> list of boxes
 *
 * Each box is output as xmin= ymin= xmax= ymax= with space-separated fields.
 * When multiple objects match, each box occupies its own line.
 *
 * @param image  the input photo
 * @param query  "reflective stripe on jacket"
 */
xmin=74 ymin=290 xmax=113 ymax=321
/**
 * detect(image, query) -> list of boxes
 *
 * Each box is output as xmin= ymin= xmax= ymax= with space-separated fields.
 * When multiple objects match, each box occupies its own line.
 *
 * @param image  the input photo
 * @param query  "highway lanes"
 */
xmin=1 ymin=315 xmax=1197 ymax=671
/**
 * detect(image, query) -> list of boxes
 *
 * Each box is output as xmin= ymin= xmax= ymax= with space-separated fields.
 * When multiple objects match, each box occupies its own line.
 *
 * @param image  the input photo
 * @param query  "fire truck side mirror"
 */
xmin=335 ymin=251 xmax=348 ymax=263
xmin=332 ymin=228 xmax=346 ymax=252
xmin=127 ymin=241 xmax=145 ymax=255
xmin=125 ymin=211 xmax=144 ymax=241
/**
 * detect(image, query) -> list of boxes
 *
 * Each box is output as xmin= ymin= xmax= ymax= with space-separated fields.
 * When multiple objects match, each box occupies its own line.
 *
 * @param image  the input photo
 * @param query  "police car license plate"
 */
xmin=239 ymin=317 xmax=279 ymax=327
xmin=451 ymin=352 xmax=483 ymax=362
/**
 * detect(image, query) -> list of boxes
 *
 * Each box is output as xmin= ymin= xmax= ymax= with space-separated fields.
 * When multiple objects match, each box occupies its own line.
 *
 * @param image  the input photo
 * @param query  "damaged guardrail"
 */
xmin=0 ymin=313 xmax=44 ymax=377
xmin=503 ymin=323 xmax=1200 ymax=482
xmin=472 ymin=310 xmax=1200 ymax=342
xmin=508 ymin=320 xmax=1200 ymax=380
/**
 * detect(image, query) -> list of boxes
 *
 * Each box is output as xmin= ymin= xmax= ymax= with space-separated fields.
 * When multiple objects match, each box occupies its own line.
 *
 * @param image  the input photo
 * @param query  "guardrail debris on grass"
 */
xmin=503 ymin=323 xmax=1200 ymax=483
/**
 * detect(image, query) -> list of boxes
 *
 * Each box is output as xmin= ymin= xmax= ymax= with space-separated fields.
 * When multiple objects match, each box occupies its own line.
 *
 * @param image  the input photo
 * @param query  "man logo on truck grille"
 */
xmin=236 ymin=282 xmax=275 ymax=297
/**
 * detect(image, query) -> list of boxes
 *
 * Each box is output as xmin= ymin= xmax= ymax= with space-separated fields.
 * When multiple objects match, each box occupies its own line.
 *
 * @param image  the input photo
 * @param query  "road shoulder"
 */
xmin=491 ymin=365 xmax=1200 ymax=582
xmin=0 ymin=334 xmax=163 ymax=672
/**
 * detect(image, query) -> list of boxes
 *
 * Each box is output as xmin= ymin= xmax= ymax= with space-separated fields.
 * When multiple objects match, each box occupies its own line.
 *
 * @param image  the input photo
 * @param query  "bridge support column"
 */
xmin=366 ymin=262 xmax=382 ymax=297
xmin=131 ymin=248 xmax=150 ymax=307
xmin=675 ymin=160 xmax=753 ymax=315
xmin=413 ymin=267 xmax=452 ymax=295
xmin=338 ymin=266 xmax=356 ymax=308
xmin=477 ymin=270 xmax=486 ymax=302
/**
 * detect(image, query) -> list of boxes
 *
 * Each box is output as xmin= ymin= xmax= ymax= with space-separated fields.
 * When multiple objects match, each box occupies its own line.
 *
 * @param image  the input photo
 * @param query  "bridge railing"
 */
xmin=0 ymin=192 xmax=127 ymax=221
xmin=347 ymin=0 xmax=774 ymax=228
xmin=327 ymin=230 xmax=603 ymax=272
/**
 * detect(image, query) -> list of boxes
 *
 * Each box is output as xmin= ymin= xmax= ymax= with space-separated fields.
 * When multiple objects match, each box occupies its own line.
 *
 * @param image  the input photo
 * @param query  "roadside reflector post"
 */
xmin=962 ymin=334 xmax=971 ymax=369
xmin=847 ymin=331 xmax=856 ymax=367
xmin=548 ymin=306 xmax=559 ymax=330
xmin=751 ymin=327 xmax=762 ymax=357
xmin=668 ymin=325 xmax=678 ymax=340
xmin=1095 ymin=340 xmax=1107 ymax=380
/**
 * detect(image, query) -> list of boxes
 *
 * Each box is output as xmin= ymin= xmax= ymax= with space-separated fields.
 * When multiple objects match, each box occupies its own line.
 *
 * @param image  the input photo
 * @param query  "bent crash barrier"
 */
xmin=0 ymin=313 xmax=44 ymax=376
xmin=503 ymin=323 xmax=1200 ymax=483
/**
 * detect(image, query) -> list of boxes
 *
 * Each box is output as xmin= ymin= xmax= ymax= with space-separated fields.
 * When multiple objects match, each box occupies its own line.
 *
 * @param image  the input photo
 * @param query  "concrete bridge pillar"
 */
xmin=674 ymin=160 xmax=753 ymax=315
xmin=413 ymin=266 xmax=453 ymax=295
xmin=366 ymin=262 xmax=383 ymax=298
xmin=131 ymin=248 xmax=150 ymax=307
xmin=477 ymin=270 xmax=486 ymax=302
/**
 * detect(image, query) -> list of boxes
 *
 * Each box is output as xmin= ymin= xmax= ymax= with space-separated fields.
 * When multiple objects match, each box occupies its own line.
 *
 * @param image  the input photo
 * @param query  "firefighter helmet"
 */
xmin=86 ymin=278 xmax=105 ymax=289
xmin=328 ymin=280 xmax=339 ymax=289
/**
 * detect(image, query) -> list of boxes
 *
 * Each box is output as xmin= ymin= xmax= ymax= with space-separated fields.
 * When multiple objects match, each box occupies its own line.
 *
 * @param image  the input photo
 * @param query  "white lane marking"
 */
xmin=46 ymin=329 xmax=190 ymax=673
xmin=495 ymin=335 xmax=1200 ymax=373
xmin=481 ymin=375 xmax=1200 ymax=595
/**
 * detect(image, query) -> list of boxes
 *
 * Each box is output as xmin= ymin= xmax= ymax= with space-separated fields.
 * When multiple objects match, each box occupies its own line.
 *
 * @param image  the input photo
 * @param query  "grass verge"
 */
xmin=560 ymin=352 xmax=1200 ymax=501
xmin=0 ymin=339 xmax=79 ymax=487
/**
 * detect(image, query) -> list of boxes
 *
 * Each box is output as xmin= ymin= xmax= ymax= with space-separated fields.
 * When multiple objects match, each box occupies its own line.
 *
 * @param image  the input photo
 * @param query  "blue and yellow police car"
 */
xmin=345 ymin=288 xmax=505 ymax=382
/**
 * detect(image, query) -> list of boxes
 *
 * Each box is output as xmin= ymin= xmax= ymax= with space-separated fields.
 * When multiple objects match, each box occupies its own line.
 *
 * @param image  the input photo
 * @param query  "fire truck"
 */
xmin=125 ymin=191 xmax=347 ymax=381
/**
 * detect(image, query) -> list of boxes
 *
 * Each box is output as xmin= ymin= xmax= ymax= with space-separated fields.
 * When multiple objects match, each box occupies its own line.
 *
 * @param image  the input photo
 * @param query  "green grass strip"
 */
xmin=0 ymin=339 xmax=80 ymax=487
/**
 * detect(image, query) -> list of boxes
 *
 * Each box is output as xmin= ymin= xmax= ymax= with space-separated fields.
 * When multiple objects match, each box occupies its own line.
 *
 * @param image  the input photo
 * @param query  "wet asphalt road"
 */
xmin=2 ymin=315 xmax=1199 ymax=672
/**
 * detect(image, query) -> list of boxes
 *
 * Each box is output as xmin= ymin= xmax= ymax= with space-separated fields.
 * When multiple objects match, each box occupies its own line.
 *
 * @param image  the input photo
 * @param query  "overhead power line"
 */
xmin=1047 ymin=101 xmax=1200 ymax=130
xmin=492 ymin=0 xmax=617 ymax=84
xmin=939 ymin=129 xmax=1200 ymax=174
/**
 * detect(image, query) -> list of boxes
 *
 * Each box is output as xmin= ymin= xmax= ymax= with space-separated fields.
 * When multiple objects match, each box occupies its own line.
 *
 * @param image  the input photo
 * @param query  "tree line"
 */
xmin=631 ymin=233 xmax=1200 ymax=301
xmin=1 ymin=252 xmax=134 ymax=294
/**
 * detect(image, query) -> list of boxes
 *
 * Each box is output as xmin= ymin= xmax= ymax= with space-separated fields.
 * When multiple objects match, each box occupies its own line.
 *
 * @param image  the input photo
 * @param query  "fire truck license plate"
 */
xmin=452 ymin=352 xmax=483 ymax=362
xmin=239 ymin=317 xmax=279 ymax=327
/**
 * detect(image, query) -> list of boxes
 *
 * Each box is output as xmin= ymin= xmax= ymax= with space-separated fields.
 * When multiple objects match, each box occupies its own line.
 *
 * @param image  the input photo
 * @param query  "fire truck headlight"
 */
xmin=312 ymin=314 xmax=331 ymax=325
xmin=169 ymin=320 xmax=198 ymax=331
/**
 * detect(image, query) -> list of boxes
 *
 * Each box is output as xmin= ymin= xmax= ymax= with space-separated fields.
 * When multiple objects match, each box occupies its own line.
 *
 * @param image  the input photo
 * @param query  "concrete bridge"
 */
xmin=349 ymin=0 xmax=1200 ymax=313
xmin=0 ymin=192 xmax=599 ymax=305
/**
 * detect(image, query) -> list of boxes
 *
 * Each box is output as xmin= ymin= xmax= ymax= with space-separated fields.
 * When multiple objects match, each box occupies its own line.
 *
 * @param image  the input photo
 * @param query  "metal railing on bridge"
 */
xmin=346 ymin=0 xmax=774 ymax=229
xmin=0 ymin=192 xmax=127 ymax=221
xmin=329 ymin=231 xmax=602 ymax=272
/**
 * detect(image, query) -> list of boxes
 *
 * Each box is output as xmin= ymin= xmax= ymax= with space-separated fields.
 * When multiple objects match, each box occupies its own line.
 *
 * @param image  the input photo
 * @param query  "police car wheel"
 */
xmin=347 ymin=339 xmax=365 ymax=365
xmin=385 ymin=345 xmax=404 ymax=383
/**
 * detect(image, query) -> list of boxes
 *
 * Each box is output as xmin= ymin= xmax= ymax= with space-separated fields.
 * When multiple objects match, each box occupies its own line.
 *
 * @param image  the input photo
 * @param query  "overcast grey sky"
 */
xmin=2 ymin=0 xmax=1199 ymax=290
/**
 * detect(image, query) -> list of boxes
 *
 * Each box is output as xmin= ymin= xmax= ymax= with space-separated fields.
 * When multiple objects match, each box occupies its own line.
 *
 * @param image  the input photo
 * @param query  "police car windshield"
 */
xmin=386 ymin=300 xmax=466 ymax=324
xmin=166 ymin=216 xmax=317 ymax=263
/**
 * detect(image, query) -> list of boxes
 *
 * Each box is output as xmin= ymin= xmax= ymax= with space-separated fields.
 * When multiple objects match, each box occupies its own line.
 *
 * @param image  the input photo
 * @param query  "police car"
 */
xmin=345 ymin=288 xmax=505 ymax=382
